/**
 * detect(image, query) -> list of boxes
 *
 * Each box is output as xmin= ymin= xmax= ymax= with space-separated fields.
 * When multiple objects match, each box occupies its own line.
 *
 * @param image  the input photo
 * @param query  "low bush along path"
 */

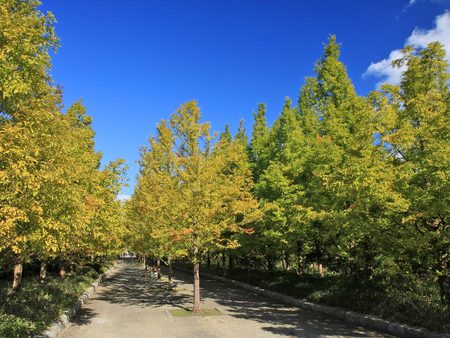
xmin=59 ymin=259 xmax=389 ymax=338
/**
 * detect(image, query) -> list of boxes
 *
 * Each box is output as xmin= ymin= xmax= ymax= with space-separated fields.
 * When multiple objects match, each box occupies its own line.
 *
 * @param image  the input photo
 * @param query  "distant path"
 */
xmin=59 ymin=260 xmax=390 ymax=338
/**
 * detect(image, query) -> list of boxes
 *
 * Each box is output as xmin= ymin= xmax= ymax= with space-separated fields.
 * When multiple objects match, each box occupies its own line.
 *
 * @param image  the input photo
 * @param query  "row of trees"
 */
xmin=126 ymin=36 xmax=449 ymax=310
xmin=0 ymin=0 xmax=126 ymax=289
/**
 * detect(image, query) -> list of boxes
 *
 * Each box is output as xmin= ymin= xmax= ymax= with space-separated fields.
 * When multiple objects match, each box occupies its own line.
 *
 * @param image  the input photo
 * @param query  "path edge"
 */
xmin=34 ymin=262 xmax=118 ymax=338
xmin=173 ymin=265 xmax=449 ymax=338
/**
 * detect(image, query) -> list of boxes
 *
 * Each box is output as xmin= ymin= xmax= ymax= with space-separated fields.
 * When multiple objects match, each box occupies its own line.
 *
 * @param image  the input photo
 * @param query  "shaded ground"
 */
xmin=59 ymin=260 xmax=392 ymax=337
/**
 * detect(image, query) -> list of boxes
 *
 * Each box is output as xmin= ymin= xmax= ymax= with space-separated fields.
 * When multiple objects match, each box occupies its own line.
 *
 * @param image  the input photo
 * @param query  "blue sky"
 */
xmin=40 ymin=0 xmax=450 ymax=198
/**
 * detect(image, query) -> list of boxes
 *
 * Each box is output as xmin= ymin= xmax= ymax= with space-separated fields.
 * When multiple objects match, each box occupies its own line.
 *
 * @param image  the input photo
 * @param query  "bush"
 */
xmin=187 ymin=262 xmax=450 ymax=333
xmin=0 ymin=259 xmax=113 ymax=337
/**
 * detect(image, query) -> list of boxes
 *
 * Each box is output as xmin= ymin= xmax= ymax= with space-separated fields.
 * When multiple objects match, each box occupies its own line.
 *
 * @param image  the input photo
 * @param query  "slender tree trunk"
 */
xmin=12 ymin=259 xmax=23 ymax=290
xmin=284 ymin=251 xmax=291 ymax=271
xmin=206 ymin=251 xmax=211 ymax=270
xmin=156 ymin=258 xmax=161 ymax=279
xmin=193 ymin=247 xmax=201 ymax=313
xmin=168 ymin=255 xmax=173 ymax=283
xmin=318 ymin=263 xmax=324 ymax=277
xmin=296 ymin=241 xmax=303 ymax=275
xmin=267 ymin=256 xmax=274 ymax=274
xmin=438 ymin=257 xmax=450 ymax=305
xmin=221 ymin=252 xmax=226 ymax=267
xmin=244 ymin=256 xmax=249 ymax=270
xmin=59 ymin=260 xmax=66 ymax=279
xmin=40 ymin=261 xmax=47 ymax=283
xmin=144 ymin=256 xmax=148 ymax=271
xmin=228 ymin=254 xmax=233 ymax=275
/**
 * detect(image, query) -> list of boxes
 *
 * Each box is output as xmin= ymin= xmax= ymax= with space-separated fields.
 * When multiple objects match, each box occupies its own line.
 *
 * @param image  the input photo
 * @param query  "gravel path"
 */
xmin=59 ymin=260 xmax=391 ymax=338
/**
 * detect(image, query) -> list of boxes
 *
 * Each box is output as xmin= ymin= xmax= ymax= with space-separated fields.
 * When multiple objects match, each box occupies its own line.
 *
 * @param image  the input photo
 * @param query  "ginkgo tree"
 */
xmin=372 ymin=42 xmax=450 ymax=304
xmin=128 ymin=101 xmax=260 ymax=312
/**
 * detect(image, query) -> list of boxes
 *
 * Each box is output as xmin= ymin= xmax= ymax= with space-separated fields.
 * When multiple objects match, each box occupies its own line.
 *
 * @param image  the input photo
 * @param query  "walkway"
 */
xmin=59 ymin=260 xmax=390 ymax=338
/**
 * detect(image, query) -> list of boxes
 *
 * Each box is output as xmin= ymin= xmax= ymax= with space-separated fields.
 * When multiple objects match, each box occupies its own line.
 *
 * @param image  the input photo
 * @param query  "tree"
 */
xmin=296 ymin=35 xmax=406 ymax=278
xmin=129 ymin=100 xmax=259 ymax=312
xmin=374 ymin=42 xmax=450 ymax=303
xmin=0 ymin=0 xmax=59 ymax=289
xmin=0 ymin=0 xmax=58 ymax=117
xmin=126 ymin=120 xmax=185 ymax=280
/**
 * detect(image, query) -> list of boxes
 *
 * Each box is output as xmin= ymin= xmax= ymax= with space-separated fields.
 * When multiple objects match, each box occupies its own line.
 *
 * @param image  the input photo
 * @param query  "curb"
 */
xmin=34 ymin=263 xmax=117 ymax=338
xmin=173 ymin=265 xmax=449 ymax=338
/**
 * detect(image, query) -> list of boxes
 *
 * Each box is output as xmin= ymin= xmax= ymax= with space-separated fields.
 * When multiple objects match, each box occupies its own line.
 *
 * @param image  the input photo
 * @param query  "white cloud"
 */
xmin=117 ymin=194 xmax=131 ymax=201
xmin=365 ymin=12 xmax=450 ymax=87
xmin=365 ymin=49 xmax=406 ymax=88
xmin=407 ymin=11 xmax=450 ymax=56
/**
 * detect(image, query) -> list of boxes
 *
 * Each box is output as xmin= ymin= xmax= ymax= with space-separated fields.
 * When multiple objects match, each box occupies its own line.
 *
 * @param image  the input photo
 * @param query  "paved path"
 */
xmin=60 ymin=260 xmax=391 ymax=338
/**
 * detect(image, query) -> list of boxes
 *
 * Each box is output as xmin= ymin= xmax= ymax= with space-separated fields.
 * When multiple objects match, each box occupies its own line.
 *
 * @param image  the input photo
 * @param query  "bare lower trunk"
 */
xmin=144 ymin=256 xmax=148 ymax=271
xmin=59 ymin=261 xmax=66 ymax=279
xmin=296 ymin=241 xmax=304 ymax=275
xmin=228 ymin=254 xmax=233 ymax=275
xmin=156 ymin=258 xmax=161 ymax=279
xmin=12 ymin=260 xmax=23 ymax=290
xmin=222 ymin=252 xmax=226 ymax=267
xmin=40 ymin=261 xmax=47 ymax=283
xmin=193 ymin=261 xmax=200 ymax=312
xmin=267 ymin=257 xmax=274 ymax=274
xmin=284 ymin=251 xmax=291 ymax=271
xmin=318 ymin=263 xmax=324 ymax=277
xmin=168 ymin=255 xmax=173 ymax=283
xmin=206 ymin=251 xmax=211 ymax=270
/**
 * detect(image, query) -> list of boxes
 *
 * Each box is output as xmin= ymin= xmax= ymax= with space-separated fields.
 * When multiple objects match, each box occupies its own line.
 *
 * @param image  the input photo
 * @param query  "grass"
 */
xmin=169 ymin=308 xmax=224 ymax=317
xmin=177 ymin=262 xmax=450 ymax=333
xmin=0 ymin=263 xmax=111 ymax=337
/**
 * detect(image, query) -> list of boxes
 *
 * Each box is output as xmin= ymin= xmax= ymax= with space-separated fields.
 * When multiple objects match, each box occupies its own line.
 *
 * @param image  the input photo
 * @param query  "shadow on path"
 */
xmin=94 ymin=261 xmax=191 ymax=309
xmin=67 ymin=260 xmax=385 ymax=337
xmin=170 ymin=266 xmax=383 ymax=337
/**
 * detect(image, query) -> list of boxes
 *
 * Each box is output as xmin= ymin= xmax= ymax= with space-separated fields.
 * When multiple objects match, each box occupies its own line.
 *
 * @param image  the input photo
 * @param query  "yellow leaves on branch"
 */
xmin=127 ymin=100 xmax=260 ymax=261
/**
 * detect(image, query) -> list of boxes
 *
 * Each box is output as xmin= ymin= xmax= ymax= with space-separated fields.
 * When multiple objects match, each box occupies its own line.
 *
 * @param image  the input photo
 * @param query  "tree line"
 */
xmin=0 ymin=0 xmax=126 ymax=290
xmin=126 ymin=36 xmax=449 ymax=311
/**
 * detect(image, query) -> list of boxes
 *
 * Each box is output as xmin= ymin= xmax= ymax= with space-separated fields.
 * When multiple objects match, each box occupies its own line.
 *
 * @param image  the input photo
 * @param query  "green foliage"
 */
xmin=0 ymin=264 xmax=104 ymax=337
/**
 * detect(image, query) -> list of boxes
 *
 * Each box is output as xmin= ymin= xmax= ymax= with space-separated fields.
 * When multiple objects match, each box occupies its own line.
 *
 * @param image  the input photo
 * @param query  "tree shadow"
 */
xmin=170 ymin=267 xmax=388 ymax=337
xmin=67 ymin=261 xmax=387 ymax=337
xmin=70 ymin=307 xmax=97 ymax=326
xmin=93 ymin=262 xmax=192 ymax=309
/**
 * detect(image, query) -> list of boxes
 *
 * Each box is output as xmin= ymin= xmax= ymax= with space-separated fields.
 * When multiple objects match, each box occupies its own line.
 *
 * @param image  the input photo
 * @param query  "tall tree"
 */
xmin=297 ymin=35 xmax=405 ymax=278
xmin=129 ymin=101 xmax=259 ymax=311
xmin=375 ymin=42 xmax=450 ymax=303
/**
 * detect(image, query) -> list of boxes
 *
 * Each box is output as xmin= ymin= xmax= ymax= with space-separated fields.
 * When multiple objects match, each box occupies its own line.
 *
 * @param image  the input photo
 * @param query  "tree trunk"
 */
xmin=168 ymin=255 xmax=173 ymax=283
xmin=206 ymin=251 xmax=211 ymax=270
xmin=318 ymin=263 xmax=324 ymax=277
xmin=40 ymin=261 xmax=47 ymax=283
xmin=144 ymin=256 xmax=148 ymax=271
xmin=59 ymin=261 xmax=66 ymax=279
xmin=156 ymin=258 xmax=161 ymax=279
xmin=267 ymin=256 xmax=274 ymax=274
xmin=221 ymin=252 xmax=226 ymax=267
xmin=438 ymin=257 xmax=450 ymax=305
xmin=12 ymin=260 xmax=23 ymax=290
xmin=296 ymin=241 xmax=304 ymax=275
xmin=193 ymin=247 xmax=201 ymax=313
xmin=284 ymin=251 xmax=291 ymax=271
xmin=228 ymin=254 xmax=233 ymax=275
